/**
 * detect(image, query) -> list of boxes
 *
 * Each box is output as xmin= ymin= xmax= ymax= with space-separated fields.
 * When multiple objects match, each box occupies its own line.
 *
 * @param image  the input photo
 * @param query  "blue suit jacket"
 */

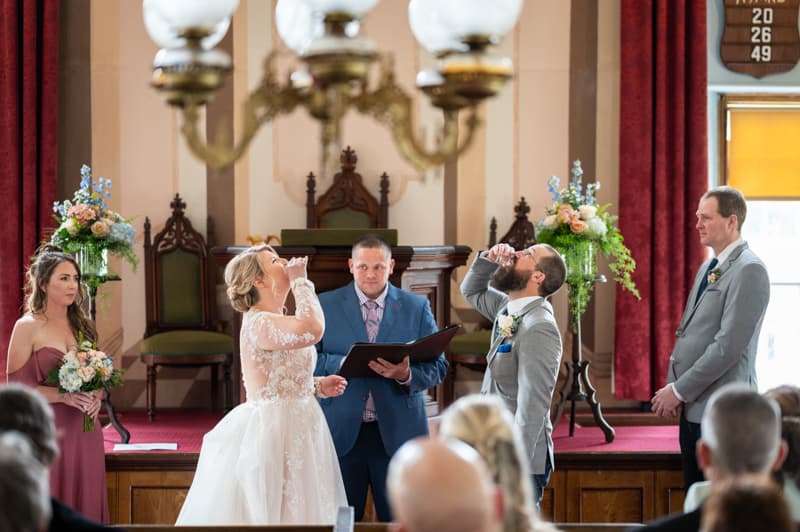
xmin=314 ymin=282 xmax=447 ymax=456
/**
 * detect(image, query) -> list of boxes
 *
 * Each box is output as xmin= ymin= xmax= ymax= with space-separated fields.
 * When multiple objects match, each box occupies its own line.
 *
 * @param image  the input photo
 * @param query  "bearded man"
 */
xmin=460 ymin=243 xmax=567 ymax=509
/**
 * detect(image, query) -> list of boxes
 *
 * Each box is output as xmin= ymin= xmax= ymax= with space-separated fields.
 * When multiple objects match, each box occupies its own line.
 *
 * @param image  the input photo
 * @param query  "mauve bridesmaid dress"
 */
xmin=8 ymin=347 xmax=109 ymax=523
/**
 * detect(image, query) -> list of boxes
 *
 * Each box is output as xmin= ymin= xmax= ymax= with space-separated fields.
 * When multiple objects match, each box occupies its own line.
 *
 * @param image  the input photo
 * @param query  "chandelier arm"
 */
xmin=179 ymin=54 xmax=304 ymax=169
xmin=352 ymin=84 xmax=481 ymax=170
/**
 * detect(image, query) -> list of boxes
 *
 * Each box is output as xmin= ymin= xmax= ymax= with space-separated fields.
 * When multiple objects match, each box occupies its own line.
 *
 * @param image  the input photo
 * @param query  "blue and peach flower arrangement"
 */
xmin=50 ymin=165 xmax=137 ymax=273
xmin=535 ymin=160 xmax=639 ymax=324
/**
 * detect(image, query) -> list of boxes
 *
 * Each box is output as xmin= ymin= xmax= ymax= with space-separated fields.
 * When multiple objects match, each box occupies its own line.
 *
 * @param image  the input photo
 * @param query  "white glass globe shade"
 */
xmin=276 ymin=0 xmax=316 ymax=54
xmin=437 ymin=0 xmax=522 ymax=40
xmin=408 ymin=0 xmax=466 ymax=55
xmin=144 ymin=0 xmax=231 ymax=50
xmin=305 ymin=0 xmax=379 ymax=18
xmin=148 ymin=0 xmax=239 ymax=32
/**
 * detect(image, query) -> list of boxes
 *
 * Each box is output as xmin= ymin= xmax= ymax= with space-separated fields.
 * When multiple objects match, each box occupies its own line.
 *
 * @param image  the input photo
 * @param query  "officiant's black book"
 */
xmin=337 ymin=324 xmax=461 ymax=379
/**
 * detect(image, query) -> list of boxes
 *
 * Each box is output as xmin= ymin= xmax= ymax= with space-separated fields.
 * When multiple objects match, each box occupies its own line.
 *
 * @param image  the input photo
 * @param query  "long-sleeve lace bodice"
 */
xmin=239 ymin=281 xmax=323 ymax=402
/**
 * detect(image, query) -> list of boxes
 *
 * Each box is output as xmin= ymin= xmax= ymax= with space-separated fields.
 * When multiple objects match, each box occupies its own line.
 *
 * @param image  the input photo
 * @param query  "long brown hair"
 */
xmin=25 ymin=245 xmax=96 ymax=344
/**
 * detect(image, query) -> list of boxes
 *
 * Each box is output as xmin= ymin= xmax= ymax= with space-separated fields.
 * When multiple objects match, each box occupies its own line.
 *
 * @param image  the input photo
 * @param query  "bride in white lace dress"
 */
xmin=176 ymin=244 xmax=348 ymax=525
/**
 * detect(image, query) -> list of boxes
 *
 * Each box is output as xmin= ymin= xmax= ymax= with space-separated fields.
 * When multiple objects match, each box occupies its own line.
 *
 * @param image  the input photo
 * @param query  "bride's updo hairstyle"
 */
xmin=224 ymin=244 xmax=274 ymax=313
xmin=440 ymin=394 xmax=557 ymax=532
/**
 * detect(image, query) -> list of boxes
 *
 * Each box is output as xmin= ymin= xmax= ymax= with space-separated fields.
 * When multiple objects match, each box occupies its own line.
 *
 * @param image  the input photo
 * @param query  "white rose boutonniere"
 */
xmin=707 ymin=267 xmax=722 ymax=285
xmin=496 ymin=314 xmax=522 ymax=338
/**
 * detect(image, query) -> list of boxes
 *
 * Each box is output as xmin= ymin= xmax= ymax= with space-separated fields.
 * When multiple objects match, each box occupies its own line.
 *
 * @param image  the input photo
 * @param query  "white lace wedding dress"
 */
xmin=175 ymin=283 xmax=347 ymax=525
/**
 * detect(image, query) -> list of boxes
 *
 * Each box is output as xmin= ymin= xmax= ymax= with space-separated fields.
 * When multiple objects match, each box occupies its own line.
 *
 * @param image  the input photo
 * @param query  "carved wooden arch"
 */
xmin=306 ymin=146 xmax=390 ymax=228
xmin=143 ymin=193 xmax=214 ymax=337
xmin=488 ymin=196 xmax=537 ymax=249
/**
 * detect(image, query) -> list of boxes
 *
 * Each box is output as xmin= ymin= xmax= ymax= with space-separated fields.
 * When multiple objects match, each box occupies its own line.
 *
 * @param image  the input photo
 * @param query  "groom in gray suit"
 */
xmin=651 ymin=185 xmax=770 ymax=489
xmin=461 ymin=242 xmax=566 ymax=508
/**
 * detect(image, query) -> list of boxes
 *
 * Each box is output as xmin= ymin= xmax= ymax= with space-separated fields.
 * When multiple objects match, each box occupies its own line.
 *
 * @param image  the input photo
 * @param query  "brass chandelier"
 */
xmin=143 ymin=0 xmax=522 ymax=170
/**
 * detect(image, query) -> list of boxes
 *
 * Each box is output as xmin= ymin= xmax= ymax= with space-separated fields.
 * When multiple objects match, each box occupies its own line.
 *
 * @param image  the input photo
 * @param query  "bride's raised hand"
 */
xmin=321 ymin=375 xmax=347 ymax=397
xmin=285 ymin=256 xmax=309 ymax=282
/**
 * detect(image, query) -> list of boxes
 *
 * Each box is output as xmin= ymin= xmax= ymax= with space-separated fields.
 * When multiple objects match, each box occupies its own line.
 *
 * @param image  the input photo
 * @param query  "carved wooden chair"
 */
xmin=306 ymin=146 xmax=390 ymax=229
xmin=443 ymin=197 xmax=537 ymax=406
xmin=140 ymin=194 xmax=233 ymax=421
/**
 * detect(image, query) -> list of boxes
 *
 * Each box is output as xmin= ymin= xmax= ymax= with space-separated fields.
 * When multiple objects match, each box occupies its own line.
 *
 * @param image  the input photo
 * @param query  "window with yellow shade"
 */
xmin=722 ymin=95 xmax=800 ymax=391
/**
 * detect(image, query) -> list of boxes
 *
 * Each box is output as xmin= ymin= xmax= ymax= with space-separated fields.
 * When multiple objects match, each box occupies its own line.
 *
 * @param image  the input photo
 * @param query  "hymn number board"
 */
xmin=720 ymin=0 xmax=800 ymax=78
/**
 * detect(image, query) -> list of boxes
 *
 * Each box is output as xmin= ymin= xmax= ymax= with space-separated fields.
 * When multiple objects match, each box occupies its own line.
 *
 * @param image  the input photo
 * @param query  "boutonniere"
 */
xmin=707 ymin=267 xmax=722 ymax=285
xmin=497 ymin=314 xmax=522 ymax=338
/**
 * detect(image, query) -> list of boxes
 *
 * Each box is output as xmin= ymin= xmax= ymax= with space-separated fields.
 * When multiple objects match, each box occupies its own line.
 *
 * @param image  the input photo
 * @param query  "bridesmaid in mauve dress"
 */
xmin=6 ymin=247 xmax=108 ymax=523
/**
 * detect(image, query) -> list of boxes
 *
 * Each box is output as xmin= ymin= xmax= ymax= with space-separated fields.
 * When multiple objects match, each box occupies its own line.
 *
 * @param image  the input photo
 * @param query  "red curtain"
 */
xmin=0 ymin=0 xmax=60 ymax=380
xmin=614 ymin=0 xmax=707 ymax=401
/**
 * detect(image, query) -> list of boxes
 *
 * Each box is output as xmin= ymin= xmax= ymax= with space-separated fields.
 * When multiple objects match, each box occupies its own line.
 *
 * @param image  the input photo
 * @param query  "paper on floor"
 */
xmin=112 ymin=443 xmax=178 ymax=451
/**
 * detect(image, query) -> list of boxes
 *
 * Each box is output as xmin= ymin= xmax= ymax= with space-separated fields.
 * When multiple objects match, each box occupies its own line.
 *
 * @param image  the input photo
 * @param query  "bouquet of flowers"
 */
xmin=51 ymin=164 xmax=137 ymax=278
xmin=48 ymin=336 xmax=124 ymax=432
xmin=535 ymin=160 xmax=639 ymax=325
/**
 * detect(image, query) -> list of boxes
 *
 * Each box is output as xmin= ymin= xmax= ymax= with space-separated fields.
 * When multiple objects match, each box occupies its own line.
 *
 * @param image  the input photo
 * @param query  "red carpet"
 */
xmin=102 ymin=411 xmax=222 ymax=453
xmin=103 ymin=411 xmax=679 ymax=454
xmin=553 ymin=421 xmax=679 ymax=453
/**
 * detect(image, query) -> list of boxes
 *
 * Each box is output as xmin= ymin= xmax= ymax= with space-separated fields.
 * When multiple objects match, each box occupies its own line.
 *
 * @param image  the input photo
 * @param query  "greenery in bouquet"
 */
xmin=51 ymin=164 xmax=137 ymax=276
xmin=535 ymin=160 xmax=639 ymax=326
xmin=47 ymin=335 xmax=124 ymax=432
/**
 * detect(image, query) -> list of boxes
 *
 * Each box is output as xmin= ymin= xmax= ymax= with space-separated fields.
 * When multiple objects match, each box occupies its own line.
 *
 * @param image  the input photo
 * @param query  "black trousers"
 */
xmin=679 ymin=411 xmax=705 ymax=489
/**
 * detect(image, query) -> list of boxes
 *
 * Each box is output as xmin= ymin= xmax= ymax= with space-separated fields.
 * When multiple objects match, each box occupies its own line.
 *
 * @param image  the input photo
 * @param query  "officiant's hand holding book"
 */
xmin=337 ymin=324 xmax=461 ymax=379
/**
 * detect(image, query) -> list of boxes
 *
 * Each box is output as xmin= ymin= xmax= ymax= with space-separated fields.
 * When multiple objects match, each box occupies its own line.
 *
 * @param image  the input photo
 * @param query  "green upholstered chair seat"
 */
xmin=449 ymin=329 xmax=492 ymax=355
xmin=141 ymin=330 xmax=233 ymax=356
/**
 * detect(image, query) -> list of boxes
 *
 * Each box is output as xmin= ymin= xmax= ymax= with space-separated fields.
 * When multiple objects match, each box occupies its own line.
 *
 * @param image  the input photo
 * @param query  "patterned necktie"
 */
xmin=364 ymin=300 xmax=380 ymax=342
xmin=695 ymin=258 xmax=719 ymax=304
xmin=363 ymin=300 xmax=381 ymax=422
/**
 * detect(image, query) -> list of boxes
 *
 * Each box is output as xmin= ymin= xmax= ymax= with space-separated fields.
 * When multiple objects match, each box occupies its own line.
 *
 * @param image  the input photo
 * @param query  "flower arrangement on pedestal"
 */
xmin=51 ymin=165 xmax=137 ymax=284
xmin=535 ymin=160 xmax=639 ymax=327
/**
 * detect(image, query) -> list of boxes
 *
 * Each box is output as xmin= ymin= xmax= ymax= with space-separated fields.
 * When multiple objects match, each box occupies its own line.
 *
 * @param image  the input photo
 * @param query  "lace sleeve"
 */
xmin=291 ymin=278 xmax=321 ymax=322
xmin=249 ymin=279 xmax=325 ymax=351
xmin=313 ymin=377 xmax=328 ymax=398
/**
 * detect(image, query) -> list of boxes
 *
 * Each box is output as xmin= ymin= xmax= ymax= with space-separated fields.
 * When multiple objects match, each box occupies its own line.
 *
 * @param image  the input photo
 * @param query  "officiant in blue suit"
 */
xmin=314 ymin=235 xmax=448 ymax=522
xmin=651 ymin=186 xmax=770 ymax=490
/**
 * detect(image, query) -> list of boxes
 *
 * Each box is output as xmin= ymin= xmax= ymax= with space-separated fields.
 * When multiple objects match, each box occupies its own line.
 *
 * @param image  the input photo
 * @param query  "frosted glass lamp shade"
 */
xmin=408 ymin=0 xmax=466 ymax=55
xmin=148 ymin=0 xmax=239 ymax=32
xmin=305 ymin=0 xmax=379 ymax=18
xmin=437 ymin=0 xmax=522 ymax=40
xmin=144 ymin=0 xmax=231 ymax=50
xmin=276 ymin=0 xmax=316 ymax=54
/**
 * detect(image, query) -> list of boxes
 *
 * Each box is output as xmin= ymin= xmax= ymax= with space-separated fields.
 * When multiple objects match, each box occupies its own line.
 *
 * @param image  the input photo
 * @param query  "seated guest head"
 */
xmin=0 ymin=383 xmax=59 ymax=466
xmin=387 ymin=437 xmax=502 ymax=532
xmin=440 ymin=394 xmax=559 ymax=532
xmin=0 ymin=431 xmax=51 ymax=532
xmin=698 ymin=383 xmax=787 ymax=481
xmin=765 ymin=385 xmax=800 ymax=490
xmin=699 ymin=474 xmax=793 ymax=532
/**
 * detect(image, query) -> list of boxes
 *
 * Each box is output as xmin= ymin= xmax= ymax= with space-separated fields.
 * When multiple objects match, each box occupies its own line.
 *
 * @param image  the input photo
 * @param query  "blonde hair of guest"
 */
xmin=440 ymin=394 xmax=560 ymax=532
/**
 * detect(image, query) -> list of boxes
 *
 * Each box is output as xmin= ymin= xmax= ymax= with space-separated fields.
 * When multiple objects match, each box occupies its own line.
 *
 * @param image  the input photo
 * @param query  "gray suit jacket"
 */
xmin=460 ymin=256 xmax=563 ymax=474
xmin=668 ymin=242 xmax=770 ymax=423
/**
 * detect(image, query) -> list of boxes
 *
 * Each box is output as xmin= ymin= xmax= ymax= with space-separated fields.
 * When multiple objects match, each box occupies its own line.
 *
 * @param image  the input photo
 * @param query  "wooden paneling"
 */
xmin=566 ymin=470 xmax=654 ymax=523
xmin=105 ymin=446 xmax=682 ymax=526
xmin=655 ymin=470 xmax=685 ymax=516
xmin=109 ymin=471 xmax=195 ymax=525
xmin=541 ymin=469 xmax=567 ymax=523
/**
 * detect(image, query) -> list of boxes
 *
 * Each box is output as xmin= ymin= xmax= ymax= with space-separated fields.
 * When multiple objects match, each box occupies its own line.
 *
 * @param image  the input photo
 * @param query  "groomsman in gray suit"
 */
xmin=460 ymin=242 xmax=567 ymax=508
xmin=651 ymin=186 xmax=770 ymax=489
